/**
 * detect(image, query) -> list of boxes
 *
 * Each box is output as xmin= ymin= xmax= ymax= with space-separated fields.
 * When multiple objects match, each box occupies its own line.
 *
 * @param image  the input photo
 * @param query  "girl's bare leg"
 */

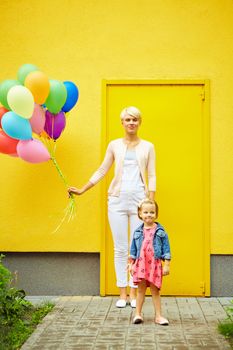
xmin=150 ymin=283 xmax=161 ymax=319
xmin=150 ymin=283 xmax=169 ymax=324
xmin=135 ymin=280 xmax=147 ymax=316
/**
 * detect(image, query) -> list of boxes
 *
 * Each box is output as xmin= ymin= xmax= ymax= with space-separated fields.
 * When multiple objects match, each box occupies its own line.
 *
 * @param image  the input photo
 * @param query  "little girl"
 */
xmin=128 ymin=198 xmax=171 ymax=325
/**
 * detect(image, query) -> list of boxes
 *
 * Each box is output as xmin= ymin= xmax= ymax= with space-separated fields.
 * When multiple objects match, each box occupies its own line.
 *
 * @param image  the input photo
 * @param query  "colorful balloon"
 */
xmin=62 ymin=81 xmax=79 ymax=112
xmin=0 ymin=106 xmax=9 ymax=127
xmin=0 ymin=129 xmax=19 ymax=154
xmin=2 ymin=111 xmax=32 ymax=140
xmin=17 ymin=139 xmax=50 ymax=163
xmin=44 ymin=110 xmax=66 ymax=140
xmin=17 ymin=64 xmax=38 ymax=84
xmin=0 ymin=80 xmax=21 ymax=109
xmin=45 ymin=80 xmax=67 ymax=114
xmin=25 ymin=71 xmax=50 ymax=104
xmin=30 ymin=104 xmax=46 ymax=135
xmin=7 ymin=85 xmax=34 ymax=119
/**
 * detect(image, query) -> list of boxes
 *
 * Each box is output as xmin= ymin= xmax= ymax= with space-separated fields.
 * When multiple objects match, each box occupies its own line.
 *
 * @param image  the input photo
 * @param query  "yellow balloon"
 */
xmin=7 ymin=85 xmax=34 ymax=119
xmin=25 ymin=71 xmax=50 ymax=105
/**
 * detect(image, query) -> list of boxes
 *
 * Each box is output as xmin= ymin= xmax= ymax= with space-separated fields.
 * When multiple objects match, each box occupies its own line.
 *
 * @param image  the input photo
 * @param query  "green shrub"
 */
xmin=0 ymin=254 xmax=11 ymax=289
xmin=0 ymin=254 xmax=32 ymax=325
xmin=0 ymin=254 xmax=54 ymax=349
xmin=218 ymin=299 xmax=233 ymax=347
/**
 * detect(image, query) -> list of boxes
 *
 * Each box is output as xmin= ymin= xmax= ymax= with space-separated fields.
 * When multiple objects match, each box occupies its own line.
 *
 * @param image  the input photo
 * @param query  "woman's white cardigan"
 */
xmin=89 ymin=138 xmax=156 ymax=196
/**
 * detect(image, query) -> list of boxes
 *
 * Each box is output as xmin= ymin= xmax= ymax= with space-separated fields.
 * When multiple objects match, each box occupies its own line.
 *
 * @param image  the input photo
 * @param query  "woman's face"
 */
xmin=121 ymin=114 xmax=141 ymax=135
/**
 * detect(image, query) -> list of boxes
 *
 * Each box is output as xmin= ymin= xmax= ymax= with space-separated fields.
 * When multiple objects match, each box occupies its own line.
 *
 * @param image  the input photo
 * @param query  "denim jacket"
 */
xmin=130 ymin=222 xmax=171 ymax=261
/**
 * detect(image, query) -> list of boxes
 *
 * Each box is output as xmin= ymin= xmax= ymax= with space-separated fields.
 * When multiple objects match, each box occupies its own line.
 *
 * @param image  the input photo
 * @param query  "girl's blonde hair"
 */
xmin=138 ymin=198 xmax=159 ymax=220
xmin=120 ymin=106 xmax=141 ymax=121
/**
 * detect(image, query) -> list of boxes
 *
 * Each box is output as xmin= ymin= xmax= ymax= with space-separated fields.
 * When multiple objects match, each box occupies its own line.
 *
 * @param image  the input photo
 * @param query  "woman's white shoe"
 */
xmin=130 ymin=299 xmax=136 ymax=308
xmin=116 ymin=299 xmax=127 ymax=308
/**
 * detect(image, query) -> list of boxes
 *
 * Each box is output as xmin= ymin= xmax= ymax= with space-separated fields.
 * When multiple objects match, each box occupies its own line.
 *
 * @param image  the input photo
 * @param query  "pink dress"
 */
xmin=132 ymin=226 xmax=163 ymax=289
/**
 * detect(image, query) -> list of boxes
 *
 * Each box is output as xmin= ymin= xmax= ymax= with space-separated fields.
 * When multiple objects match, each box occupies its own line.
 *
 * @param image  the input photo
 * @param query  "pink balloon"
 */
xmin=17 ymin=139 xmax=50 ymax=163
xmin=30 ymin=104 xmax=46 ymax=134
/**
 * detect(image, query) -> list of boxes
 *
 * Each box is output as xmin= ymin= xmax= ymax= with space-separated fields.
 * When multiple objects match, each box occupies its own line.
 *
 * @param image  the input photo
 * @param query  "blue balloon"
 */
xmin=62 ymin=81 xmax=79 ymax=113
xmin=2 ymin=111 xmax=32 ymax=140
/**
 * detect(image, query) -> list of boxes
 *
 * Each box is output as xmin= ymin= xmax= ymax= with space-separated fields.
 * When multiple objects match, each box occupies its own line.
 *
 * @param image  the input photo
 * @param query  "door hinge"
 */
xmin=200 ymin=90 xmax=205 ymax=101
xmin=200 ymin=281 xmax=205 ymax=295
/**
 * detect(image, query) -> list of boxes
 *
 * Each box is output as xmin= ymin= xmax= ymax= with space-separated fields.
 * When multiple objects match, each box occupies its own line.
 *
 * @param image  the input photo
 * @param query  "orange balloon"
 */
xmin=25 ymin=71 xmax=50 ymax=105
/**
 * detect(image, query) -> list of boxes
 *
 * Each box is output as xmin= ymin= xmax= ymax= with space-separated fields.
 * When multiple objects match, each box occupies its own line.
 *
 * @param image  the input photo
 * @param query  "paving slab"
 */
xmin=21 ymin=297 xmax=232 ymax=350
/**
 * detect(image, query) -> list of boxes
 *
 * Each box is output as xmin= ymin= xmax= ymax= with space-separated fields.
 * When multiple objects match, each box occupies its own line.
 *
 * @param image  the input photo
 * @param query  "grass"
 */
xmin=0 ymin=301 xmax=54 ymax=350
xmin=218 ymin=299 xmax=233 ymax=349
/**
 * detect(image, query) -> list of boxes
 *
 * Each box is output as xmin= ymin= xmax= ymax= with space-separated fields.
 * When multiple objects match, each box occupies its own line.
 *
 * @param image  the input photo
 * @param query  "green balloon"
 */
xmin=45 ymin=80 xmax=67 ymax=114
xmin=0 ymin=79 xmax=21 ymax=109
xmin=17 ymin=64 xmax=38 ymax=84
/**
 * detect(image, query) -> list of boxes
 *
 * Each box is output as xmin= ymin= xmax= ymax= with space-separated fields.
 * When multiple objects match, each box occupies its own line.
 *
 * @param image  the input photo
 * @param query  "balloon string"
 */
xmin=49 ymin=154 xmax=76 ymax=233
xmin=50 ymin=156 xmax=68 ymax=186
xmin=52 ymin=197 xmax=76 ymax=233
xmin=41 ymin=133 xmax=53 ymax=156
xmin=52 ymin=115 xmax=55 ymax=140
xmin=42 ymin=135 xmax=68 ymax=188
xmin=40 ymin=133 xmax=76 ymax=232
xmin=41 ymin=133 xmax=66 ymax=186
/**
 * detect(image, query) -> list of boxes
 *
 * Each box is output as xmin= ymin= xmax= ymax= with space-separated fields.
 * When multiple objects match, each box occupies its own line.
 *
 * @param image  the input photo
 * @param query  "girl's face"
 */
xmin=139 ymin=203 xmax=156 ymax=225
xmin=121 ymin=114 xmax=141 ymax=135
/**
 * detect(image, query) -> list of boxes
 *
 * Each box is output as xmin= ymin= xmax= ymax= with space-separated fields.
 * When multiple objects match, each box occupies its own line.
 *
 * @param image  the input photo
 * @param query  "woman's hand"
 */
xmin=68 ymin=182 xmax=94 ymax=197
xmin=127 ymin=257 xmax=135 ymax=276
xmin=127 ymin=262 xmax=134 ymax=276
xmin=68 ymin=187 xmax=84 ymax=197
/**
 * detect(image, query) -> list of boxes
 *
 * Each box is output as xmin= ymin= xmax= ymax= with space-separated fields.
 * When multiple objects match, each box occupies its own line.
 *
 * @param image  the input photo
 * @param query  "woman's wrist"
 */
xmin=148 ymin=191 xmax=155 ymax=200
xmin=82 ymin=181 xmax=94 ymax=193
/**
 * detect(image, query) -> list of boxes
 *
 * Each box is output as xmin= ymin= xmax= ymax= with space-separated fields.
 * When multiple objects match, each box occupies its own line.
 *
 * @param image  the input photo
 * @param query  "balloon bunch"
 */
xmin=0 ymin=64 xmax=79 ymax=231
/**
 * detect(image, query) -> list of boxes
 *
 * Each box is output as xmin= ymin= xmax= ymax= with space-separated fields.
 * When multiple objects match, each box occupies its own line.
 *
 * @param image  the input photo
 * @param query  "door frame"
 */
xmin=100 ymin=79 xmax=210 ymax=296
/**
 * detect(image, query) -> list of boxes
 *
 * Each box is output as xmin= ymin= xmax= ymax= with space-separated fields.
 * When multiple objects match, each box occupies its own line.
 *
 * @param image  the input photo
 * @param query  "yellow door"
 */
xmin=101 ymin=80 xmax=210 ymax=296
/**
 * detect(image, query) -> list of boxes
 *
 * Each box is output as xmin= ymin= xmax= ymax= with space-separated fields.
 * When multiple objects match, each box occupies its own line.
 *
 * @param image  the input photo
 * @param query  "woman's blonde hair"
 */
xmin=138 ymin=198 xmax=159 ymax=220
xmin=120 ymin=106 xmax=141 ymax=121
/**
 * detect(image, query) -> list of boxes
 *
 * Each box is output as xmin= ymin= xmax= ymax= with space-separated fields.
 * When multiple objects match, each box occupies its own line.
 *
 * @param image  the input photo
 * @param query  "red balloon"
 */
xmin=0 ymin=107 xmax=9 ymax=127
xmin=0 ymin=129 xmax=19 ymax=154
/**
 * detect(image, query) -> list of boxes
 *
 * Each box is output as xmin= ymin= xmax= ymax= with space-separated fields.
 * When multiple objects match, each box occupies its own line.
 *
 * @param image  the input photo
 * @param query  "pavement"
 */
xmin=21 ymin=296 xmax=232 ymax=350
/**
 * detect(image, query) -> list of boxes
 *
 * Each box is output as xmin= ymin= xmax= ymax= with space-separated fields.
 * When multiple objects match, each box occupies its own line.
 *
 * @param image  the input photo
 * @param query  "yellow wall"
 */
xmin=0 ymin=0 xmax=232 ymax=253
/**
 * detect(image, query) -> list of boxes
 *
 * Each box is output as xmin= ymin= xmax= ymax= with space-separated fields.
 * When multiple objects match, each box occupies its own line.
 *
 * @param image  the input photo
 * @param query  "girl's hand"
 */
xmin=68 ymin=187 xmax=84 ymax=197
xmin=162 ymin=265 xmax=170 ymax=276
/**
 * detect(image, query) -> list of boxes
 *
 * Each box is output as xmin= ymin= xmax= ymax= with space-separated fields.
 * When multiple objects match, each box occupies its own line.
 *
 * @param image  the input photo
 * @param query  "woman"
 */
xmin=68 ymin=106 xmax=156 ymax=308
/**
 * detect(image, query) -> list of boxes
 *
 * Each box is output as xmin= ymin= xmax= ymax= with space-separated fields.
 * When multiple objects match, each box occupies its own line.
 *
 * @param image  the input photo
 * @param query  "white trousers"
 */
xmin=108 ymin=191 xmax=145 ymax=288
